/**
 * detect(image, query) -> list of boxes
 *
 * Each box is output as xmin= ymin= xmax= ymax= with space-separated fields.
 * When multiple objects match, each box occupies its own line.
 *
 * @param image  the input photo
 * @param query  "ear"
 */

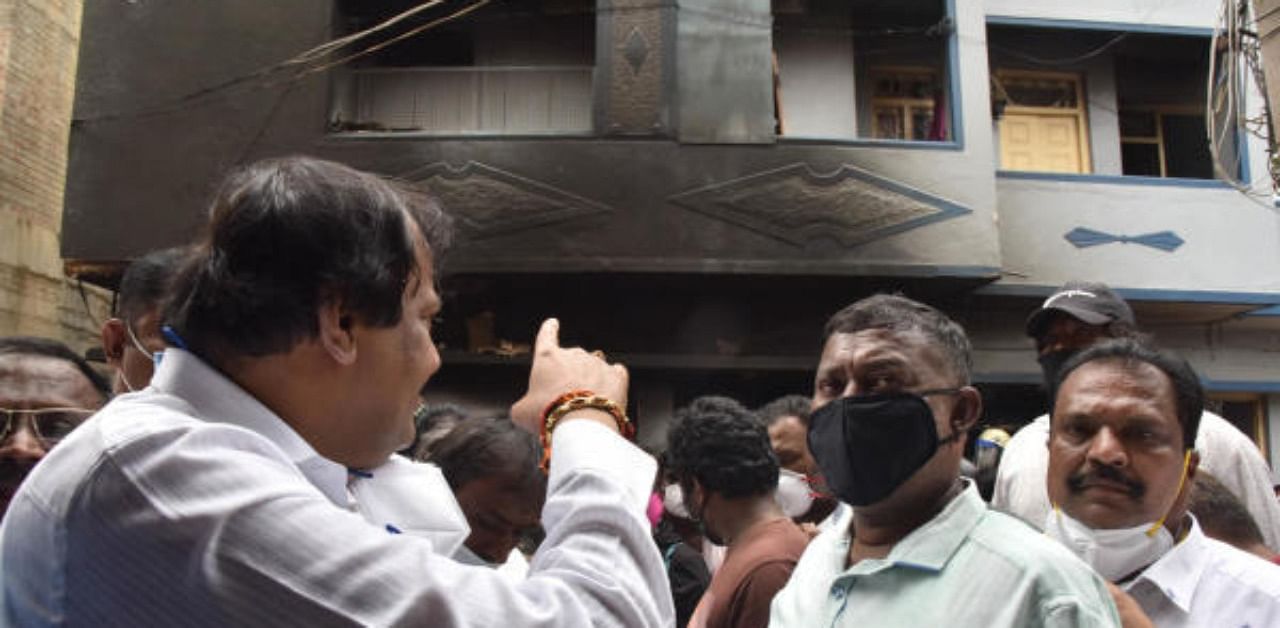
xmin=1186 ymin=449 xmax=1200 ymax=484
xmin=317 ymin=300 xmax=358 ymax=366
xmin=950 ymin=386 xmax=983 ymax=434
xmin=101 ymin=319 xmax=127 ymax=366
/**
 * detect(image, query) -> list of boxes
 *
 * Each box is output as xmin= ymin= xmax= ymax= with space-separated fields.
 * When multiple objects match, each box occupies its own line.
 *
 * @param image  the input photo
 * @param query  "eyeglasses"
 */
xmin=0 ymin=407 xmax=97 ymax=449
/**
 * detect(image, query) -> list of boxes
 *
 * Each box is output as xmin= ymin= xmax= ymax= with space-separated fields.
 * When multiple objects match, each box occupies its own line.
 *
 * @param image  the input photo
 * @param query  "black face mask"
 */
xmin=807 ymin=391 xmax=961 ymax=507
xmin=1037 ymin=350 xmax=1076 ymax=408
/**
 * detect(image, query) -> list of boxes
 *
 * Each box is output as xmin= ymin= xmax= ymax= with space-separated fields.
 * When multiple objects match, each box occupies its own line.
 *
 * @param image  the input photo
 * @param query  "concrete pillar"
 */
xmin=0 ymin=0 xmax=110 ymax=351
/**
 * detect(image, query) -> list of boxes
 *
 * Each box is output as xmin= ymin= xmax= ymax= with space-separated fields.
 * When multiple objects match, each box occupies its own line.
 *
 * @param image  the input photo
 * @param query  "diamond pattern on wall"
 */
xmin=623 ymin=27 xmax=650 ymax=75
xmin=668 ymin=163 xmax=972 ymax=247
xmin=401 ymin=162 xmax=613 ymax=239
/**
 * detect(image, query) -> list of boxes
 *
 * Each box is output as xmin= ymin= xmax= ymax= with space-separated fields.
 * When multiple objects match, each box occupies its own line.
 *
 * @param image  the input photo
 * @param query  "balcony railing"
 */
xmin=349 ymin=66 xmax=593 ymax=134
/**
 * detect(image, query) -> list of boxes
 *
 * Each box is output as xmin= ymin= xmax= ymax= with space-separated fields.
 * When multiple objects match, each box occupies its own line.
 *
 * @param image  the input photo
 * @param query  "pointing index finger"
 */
xmin=535 ymin=318 xmax=561 ymax=354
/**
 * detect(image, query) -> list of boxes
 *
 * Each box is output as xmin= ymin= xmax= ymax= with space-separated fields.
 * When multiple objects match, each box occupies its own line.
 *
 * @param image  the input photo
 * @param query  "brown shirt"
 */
xmin=688 ymin=517 xmax=810 ymax=628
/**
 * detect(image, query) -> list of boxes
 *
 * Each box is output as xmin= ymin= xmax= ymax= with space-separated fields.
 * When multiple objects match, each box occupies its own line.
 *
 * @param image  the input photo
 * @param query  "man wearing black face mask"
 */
xmin=769 ymin=294 xmax=1120 ymax=627
xmin=992 ymin=282 xmax=1280 ymax=551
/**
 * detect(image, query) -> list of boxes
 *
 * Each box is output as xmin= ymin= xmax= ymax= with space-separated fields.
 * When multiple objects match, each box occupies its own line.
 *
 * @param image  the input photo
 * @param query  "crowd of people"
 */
xmin=1 ymin=155 xmax=1279 ymax=626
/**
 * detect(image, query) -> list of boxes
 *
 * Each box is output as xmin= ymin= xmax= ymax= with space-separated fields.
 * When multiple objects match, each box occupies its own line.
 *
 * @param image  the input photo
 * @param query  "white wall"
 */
xmin=983 ymin=0 xmax=1218 ymax=30
xmin=995 ymin=177 xmax=1280 ymax=293
xmin=1084 ymin=56 xmax=1122 ymax=176
xmin=775 ymin=21 xmax=858 ymax=138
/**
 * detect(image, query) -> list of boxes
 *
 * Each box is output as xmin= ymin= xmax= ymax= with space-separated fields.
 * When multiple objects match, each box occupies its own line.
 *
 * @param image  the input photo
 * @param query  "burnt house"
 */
xmin=64 ymin=0 xmax=1280 ymax=454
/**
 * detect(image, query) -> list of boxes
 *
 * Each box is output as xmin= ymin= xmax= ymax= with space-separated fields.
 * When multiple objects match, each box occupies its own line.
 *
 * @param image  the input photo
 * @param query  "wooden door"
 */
xmin=999 ymin=113 xmax=1085 ymax=174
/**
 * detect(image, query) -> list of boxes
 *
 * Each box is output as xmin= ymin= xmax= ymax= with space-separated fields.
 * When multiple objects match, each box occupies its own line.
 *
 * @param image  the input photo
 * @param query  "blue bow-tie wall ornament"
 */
xmin=1063 ymin=227 xmax=1185 ymax=252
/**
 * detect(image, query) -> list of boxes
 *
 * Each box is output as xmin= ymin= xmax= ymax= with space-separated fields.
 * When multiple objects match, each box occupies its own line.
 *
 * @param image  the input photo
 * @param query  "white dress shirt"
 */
xmin=0 ymin=349 xmax=673 ymax=627
xmin=347 ymin=454 xmax=471 ymax=556
xmin=1125 ymin=516 xmax=1280 ymax=628
xmin=992 ymin=412 xmax=1280 ymax=550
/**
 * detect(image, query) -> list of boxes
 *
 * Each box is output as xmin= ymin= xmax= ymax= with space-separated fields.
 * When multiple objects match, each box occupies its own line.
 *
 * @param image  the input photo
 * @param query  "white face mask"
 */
xmin=118 ymin=321 xmax=164 ymax=393
xmin=663 ymin=483 xmax=690 ymax=519
xmin=1044 ymin=450 xmax=1190 ymax=581
xmin=1044 ymin=507 xmax=1174 ymax=581
xmin=775 ymin=468 xmax=814 ymax=519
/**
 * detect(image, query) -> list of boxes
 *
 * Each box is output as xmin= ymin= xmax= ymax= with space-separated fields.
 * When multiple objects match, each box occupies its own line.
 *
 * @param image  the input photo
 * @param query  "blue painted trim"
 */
xmin=996 ymin=170 xmax=1232 ymax=189
xmin=976 ymin=283 xmax=1280 ymax=305
xmin=946 ymin=0 xmax=965 ymax=149
xmin=1243 ymin=305 xmax=1280 ymax=317
xmin=1202 ymin=379 xmax=1280 ymax=393
xmin=1063 ymin=227 xmax=1184 ymax=252
xmin=984 ymin=15 xmax=1214 ymax=38
xmin=1238 ymin=124 xmax=1252 ymax=183
xmin=778 ymin=137 xmax=962 ymax=151
xmin=781 ymin=0 xmax=964 ymax=150
xmin=931 ymin=265 xmax=1003 ymax=278
xmin=976 ymin=372 xmax=1280 ymax=392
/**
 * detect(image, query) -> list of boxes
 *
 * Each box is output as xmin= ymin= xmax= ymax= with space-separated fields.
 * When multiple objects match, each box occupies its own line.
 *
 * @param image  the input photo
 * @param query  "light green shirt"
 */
xmin=770 ymin=483 xmax=1120 ymax=627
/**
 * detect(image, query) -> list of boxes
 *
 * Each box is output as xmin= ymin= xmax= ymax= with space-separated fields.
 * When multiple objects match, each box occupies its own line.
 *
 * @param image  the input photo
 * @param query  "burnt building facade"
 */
xmin=64 ymin=0 xmax=1280 ymax=455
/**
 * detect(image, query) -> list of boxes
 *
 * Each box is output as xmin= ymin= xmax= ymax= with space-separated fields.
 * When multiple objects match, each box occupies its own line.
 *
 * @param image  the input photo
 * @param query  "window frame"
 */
xmin=994 ymin=68 xmax=1093 ymax=174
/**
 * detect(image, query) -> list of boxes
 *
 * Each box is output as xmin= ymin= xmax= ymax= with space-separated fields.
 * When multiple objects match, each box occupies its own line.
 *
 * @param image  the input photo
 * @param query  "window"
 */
xmin=773 ymin=0 xmax=952 ymax=141
xmin=1119 ymin=109 xmax=1214 ymax=179
xmin=330 ymin=0 xmax=595 ymax=135
xmin=1113 ymin=37 xmax=1224 ymax=180
xmin=995 ymin=71 xmax=1091 ymax=174
xmin=1208 ymin=393 xmax=1268 ymax=456
xmin=869 ymin=67 xmax=945 ymax=140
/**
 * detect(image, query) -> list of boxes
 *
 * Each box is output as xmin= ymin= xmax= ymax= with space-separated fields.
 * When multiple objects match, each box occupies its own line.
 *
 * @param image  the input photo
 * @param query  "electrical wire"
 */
xmin=988 ymin=32 xmax=1131 ymax=67
xmin=1206 ymin=0 xmax=1278 ymax=203
xmin=76 ymin=0 xmax=451 ymax=123
xmin=289 ymin=0 xmax=492 ymax=80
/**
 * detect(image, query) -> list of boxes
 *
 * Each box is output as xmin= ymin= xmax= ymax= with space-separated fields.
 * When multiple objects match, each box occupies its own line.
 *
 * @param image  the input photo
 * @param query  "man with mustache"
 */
xmin=0 ymin=337 xmax=109 ymax=517
xmin=993 ymin=281 xmax=1280 ymax=551
xmin=1045 ymin=338 xmax=1280 ymax=626
xmin=769 ymin=294 xmax=1120 ymax=627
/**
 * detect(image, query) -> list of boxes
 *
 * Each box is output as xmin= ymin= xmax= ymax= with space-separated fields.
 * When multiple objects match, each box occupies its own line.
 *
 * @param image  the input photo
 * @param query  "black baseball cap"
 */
xmin=1024 ymin=281 xmax=1135 ymax=338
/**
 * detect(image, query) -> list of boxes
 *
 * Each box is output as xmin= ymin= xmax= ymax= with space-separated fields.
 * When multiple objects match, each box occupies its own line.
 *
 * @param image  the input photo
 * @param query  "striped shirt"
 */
xmin=0 ymin=349 xmax=672 ymax=626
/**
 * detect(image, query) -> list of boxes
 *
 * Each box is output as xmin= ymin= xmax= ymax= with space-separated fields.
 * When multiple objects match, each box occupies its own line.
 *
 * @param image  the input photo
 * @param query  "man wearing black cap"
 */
xmin=992 ymin=281 xmax=1280 ymax=552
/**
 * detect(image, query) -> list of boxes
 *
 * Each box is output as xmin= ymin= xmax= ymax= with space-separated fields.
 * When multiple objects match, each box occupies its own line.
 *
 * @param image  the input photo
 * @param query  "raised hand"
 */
xmin=510 ymin=318 xmax=629 ymax=434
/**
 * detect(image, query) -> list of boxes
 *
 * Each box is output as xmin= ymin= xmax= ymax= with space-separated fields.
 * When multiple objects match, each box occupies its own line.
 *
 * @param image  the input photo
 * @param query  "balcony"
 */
xmin=343 ymin=66 xmax=593 ymax=135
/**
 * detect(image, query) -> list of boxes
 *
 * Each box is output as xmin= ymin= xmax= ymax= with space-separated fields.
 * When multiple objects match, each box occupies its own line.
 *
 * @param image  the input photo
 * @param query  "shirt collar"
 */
xmin=834 ymin=481 xmax=985 ymax=577
xmin=1128 ymin=515 xmax=1209 ymax=615
xmin=150 ymin=348 xmax=349 ymax=506
xmin=882 ymin=481 xmax=986 ymax=572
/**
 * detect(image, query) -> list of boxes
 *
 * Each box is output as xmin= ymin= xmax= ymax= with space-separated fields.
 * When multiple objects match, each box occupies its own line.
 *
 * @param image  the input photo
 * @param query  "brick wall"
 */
xmin=0 ymin=0 xmax=111 ymax=354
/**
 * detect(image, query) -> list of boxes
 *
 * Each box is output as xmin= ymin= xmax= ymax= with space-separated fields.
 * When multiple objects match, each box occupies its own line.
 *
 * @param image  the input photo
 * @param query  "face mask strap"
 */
xmin=118 ymin=368 xmax=137 ymax=393
xmin=1146 ymin=449 xmax=1193 ymax=536
xmin=125 ymin=320 xmax=165 ymax=366
xmin=925 ymin=387 xmax=967 ymax=447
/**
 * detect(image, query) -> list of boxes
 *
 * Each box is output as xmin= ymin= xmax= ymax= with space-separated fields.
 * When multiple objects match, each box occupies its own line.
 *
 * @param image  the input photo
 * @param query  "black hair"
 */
xmin=666 ymin=396 xmax=778 ymax=500
xmin=406 ymin=402 xmax=468 ymax=460
xmin=824 ymin=294 xmax=973 ymax=384
xmin=0 ymin=336 xmax=110 ymax=400
xmin=163 ymin=156 xmax=453 ymax=360
xmin=426 ymin=416 xmax=544 ymax=496
xmin=115 ymin=247 xmax=188 ymax=326
xmin=1053 ymin=338 xmax=1203 ymax=449
xmin=757 ymin=395 xmax=811 ymax=427
xmin=1189 ymin=471 xmax=1266 ymax=550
